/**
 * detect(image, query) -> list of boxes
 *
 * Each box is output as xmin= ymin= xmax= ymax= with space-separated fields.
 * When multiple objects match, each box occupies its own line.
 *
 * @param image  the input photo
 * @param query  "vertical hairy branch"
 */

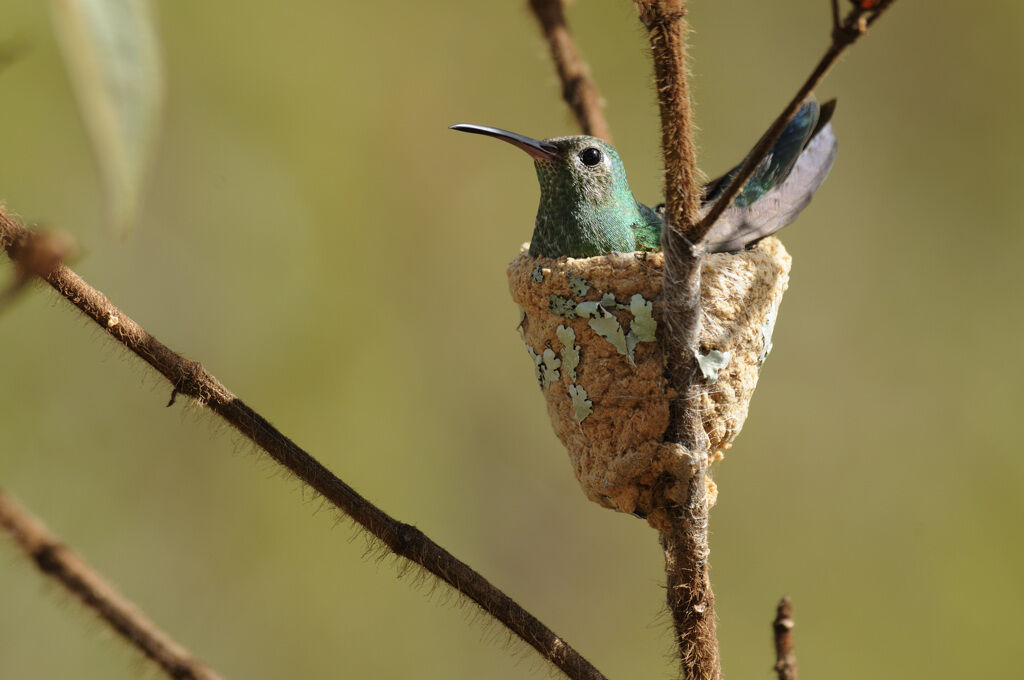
xmin=0 ymin=210 xmax=607 ymax=680
xmin=528 ymin=0 xmax=612 ymax=141
xmin=633 ymin=3 xmax=719 ymax=680
xmin=632 ymin=0 xmax=705 ymax=446
xmin=660 ymin=468 xmax=720 ymax=680
xmin=0 ymin=490 xmax=224 ymax=680
xmin=632 ymin=0 xmax=702 ymax=239
xmin=630 ymin=1 xmax=899 ymax=676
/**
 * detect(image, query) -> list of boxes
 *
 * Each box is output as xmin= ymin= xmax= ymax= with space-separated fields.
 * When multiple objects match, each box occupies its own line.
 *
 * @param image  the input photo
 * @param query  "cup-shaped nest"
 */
xmin=507 ymin=237 xmax=791 ymax=520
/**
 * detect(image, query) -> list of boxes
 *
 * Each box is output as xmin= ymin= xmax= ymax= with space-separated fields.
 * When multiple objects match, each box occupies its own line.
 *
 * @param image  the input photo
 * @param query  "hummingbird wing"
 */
xmin=700 ymin=99 xmax=837 ymax=254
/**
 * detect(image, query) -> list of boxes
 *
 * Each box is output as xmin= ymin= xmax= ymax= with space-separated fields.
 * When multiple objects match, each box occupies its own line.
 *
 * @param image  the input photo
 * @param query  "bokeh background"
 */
xmin=2 ymin=1 xmax=1023 ymax=679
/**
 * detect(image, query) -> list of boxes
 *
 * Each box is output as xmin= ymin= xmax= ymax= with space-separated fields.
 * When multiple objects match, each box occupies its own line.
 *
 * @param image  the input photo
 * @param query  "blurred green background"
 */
xmin=2 ymin=1 xmax=1023 ymax=679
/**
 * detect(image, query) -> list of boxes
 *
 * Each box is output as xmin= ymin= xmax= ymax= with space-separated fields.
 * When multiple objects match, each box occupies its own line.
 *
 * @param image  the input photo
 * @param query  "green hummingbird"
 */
xmin=451 ymin=99 xmax=837 ymax=258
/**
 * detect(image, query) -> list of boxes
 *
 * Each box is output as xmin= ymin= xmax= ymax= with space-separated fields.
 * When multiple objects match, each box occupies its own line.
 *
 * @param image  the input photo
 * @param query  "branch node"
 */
xmin=167 ymin=359 xmax=206 ymax=407
xmin=391 ymin=522 xmax=421 ymax=558
xmin=773 ymin=596 xmax=798 ymax=680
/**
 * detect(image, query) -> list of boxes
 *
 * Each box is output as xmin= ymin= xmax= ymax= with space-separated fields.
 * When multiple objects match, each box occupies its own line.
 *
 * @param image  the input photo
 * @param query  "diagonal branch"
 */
xmin=0 ymin=489 xmax=224 ymax=680
xmin=692 ymin=0 xmax=899 ymax=246
xmin=0 ymin=209 xmax=607 ymax=680
xmin=528 ymin=0 xmax=612 ymax=141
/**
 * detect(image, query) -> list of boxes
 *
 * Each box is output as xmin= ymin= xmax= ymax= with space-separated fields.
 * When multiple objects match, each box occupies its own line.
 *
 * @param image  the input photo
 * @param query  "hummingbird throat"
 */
xmin=528 ymin=157 xmax=643 ymax=259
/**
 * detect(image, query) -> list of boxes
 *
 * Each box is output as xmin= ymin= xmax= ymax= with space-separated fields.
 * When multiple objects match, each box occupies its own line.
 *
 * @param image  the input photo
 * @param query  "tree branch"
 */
xmin=0 ymin=209 xmax=607 ymax=680
xmin=0 ymin=489 xmax=224 ymax=680
xmin=632 ymin=2 xmax=898 ymax=677
xmin=692 ymin=0 xmax=899 ymax=246
xmin=528 ymin=0 xmax=612 ymax=141
xmin=633 ymin=0 xmax=702 ymax=240
xmin=632 ymin=4 xmax=719 ymax=679
xmin=660 ymin=466 xmax=719 ymax=680
xmin=773 ymin=596 xmax=798 ymax=680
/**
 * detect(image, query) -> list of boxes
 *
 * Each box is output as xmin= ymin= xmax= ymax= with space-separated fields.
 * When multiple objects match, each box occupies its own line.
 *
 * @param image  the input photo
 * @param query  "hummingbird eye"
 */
xmin=579 ymin=147 xmax=603 ymax=167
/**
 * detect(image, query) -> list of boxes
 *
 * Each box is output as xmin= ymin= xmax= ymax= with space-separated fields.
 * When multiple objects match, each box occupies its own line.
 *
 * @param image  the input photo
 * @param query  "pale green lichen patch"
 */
xmin=531 ymin=265 xmax=545 ymax=283
xmin=587 ymin=313 xmax=628 ymax=359
xmin=574 ymin=300 xmax=600 ymax=317
xmin=556 ymin=325 xmax=580 ymax=381
xmin=568 ymin=275 xmax=589 ymax=296
xmin=568 ymin=384 xmax=593 ymax=423
xmin=527 ymin=346 xmax=543 ymax=387
xmin=759 ymin=300 xmax=780 ymax=365
xmin=600 ymin=292 xmax=620 ymax=310
xmin=623 ymin=294 xmax=657 ymax=360
xmin=696 ymin=349 xmax=732 ymax=384
xmin=628 ymin=294 xmax=657 ymax=342
xmin=540 ymin=348 xmax=561 ymax=387
xmin=527 ymin=345 xmax=562 ymax=389
xmin=624 ymin=332 xmax=640 ymax=361
xmin=548 ymin=294 xmax=577 ymax=318
xmin=576 ymin=301 xmax=631 ymax=364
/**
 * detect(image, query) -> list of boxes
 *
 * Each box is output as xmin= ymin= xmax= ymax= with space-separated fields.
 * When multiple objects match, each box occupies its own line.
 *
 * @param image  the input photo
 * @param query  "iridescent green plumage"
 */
xmin=529 ymin=136 xmax=661 ymax=257
xmin=451 ymin=99 xmax=837 ymax=258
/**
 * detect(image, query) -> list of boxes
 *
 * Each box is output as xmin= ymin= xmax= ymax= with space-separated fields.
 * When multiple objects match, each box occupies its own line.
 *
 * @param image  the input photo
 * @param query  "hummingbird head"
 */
xmin=450 ymin=124 xmax=647 ymax=257
xmin=530 ymin=136 xmax=631 ymax=209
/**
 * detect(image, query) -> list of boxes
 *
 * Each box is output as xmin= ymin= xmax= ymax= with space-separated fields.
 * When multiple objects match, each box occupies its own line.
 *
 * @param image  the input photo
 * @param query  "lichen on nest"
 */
xmin=508 ymin=237 xmax=791 ymax=524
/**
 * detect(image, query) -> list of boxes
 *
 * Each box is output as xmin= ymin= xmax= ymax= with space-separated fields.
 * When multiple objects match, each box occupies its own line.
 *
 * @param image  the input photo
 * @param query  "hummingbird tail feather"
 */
xmin=700 ymin=122 xmax=838 ymax=253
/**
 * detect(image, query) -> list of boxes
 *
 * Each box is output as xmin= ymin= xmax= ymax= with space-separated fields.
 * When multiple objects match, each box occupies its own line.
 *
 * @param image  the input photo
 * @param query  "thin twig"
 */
xmin=528 ymin=0 xmax=612 ymax=141
xmin=866 ymin=1 xmax=895 ymax=28
xmin=0 ymin=210 xmax=606 ymax=680
xmin=0 ymin=489 xmax=224 ymax=680
xmin=773 ymin=596 xmax=798 ymax=680
xmin=632 ymin=3 xmax=720 ymax=679
xmin=692 ymin=0 xmax=899 ymax=246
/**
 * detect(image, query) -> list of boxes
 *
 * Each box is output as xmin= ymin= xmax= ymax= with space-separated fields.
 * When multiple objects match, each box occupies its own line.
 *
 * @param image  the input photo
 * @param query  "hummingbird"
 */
xmin=450 ymin=98 xmax=837 ymax=258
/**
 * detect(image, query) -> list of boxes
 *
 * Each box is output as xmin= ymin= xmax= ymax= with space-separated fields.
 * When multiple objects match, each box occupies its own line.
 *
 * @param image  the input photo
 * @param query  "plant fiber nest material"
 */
xmin=507 ymin=237 xmax=791 ymax=521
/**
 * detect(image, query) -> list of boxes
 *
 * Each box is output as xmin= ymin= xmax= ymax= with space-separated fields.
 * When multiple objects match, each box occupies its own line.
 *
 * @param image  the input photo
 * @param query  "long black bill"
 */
xmin=449 ymin=123 xmax=557 ymax=159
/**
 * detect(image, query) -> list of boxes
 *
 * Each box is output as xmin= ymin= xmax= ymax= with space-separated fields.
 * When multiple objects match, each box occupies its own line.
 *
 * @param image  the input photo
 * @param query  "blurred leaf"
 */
xmin=50 ymin=0 xmax=164 ymax=232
